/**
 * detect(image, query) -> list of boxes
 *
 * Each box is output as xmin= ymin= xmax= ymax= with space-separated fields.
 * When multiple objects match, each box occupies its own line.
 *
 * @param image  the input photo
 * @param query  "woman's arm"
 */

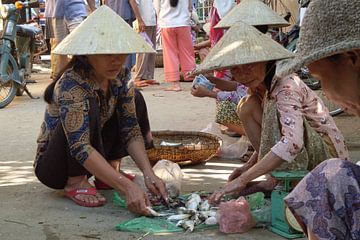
xmin=129 ymin=0 xmax=145 ymax=32
xmin=191 ymin=85 xmax=217 ymax=98
xmin=194 ymin=39 xmax=211 ymax=50
xmin=209 ymin=152 xmax=283 ymax=203
xmin=127 ymin=140 xmax=168 ymax=200
xmin=83 ymin=150 xmax=152 ymax=215
xmin=205 ymin=75 xmax=238 ymax=91
xmin=153 ymin=0 xmax=161 ymax=17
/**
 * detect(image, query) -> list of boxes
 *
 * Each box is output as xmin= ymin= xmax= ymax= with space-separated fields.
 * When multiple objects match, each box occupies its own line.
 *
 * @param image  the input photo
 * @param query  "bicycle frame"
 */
xmin=0 ymin=3 xmax=22 ymax=85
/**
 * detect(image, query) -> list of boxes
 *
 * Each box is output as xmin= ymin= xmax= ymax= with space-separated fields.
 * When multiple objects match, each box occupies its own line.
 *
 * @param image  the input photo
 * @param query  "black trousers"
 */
xmin=34 ymin=90 xmax=152 ymax=189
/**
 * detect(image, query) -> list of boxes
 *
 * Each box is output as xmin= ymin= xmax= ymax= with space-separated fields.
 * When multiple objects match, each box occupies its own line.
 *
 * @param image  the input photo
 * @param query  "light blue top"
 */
xmin=105 ymin=0 xmax=135 ymax=22
xmin=44 ymin=0 xmax=56 ymax=18
xmin=54 ymin=0 xmax=88 ymax=20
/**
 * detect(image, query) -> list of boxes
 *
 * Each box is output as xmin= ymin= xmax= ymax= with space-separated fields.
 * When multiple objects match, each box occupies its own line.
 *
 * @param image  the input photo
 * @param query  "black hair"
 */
xmin=255 ymin=25 xmax=269 ymax=34
xmin=44 ymin=56 xmax=94 ymax=104
xmin=170 ymin=0 xmax=179 ymax=7
xmin=264 ymin=61 xmax=276 ymax=91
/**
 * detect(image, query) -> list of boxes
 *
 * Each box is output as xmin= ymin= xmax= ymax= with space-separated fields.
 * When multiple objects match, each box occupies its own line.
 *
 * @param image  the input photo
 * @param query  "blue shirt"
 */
xmin=105 ymin=0 xmax=135 ymax=22
xmin=44 ymin=0 xmax=56 ymax=18
xmin=54 ymin=0 xmax=88 ymax=20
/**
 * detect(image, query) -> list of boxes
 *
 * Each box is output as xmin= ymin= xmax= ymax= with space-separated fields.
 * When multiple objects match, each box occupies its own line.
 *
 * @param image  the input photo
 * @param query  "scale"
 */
xmin=268 ymin=171 xmax=308 ymax=239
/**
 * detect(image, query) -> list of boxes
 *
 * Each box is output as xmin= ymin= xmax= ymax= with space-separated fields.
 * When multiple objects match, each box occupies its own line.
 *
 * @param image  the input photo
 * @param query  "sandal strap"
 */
xmin=65 ymin=187 xmax=98 ymax=198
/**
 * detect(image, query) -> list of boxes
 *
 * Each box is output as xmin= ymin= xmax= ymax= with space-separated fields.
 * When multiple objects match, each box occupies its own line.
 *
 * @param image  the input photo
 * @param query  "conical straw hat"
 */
xmin=194 ymin=21 xmax=294 ymax=74
xmin=215 ymin=0 xmax=290 ymax=29
xmin=53 ymin=5 xmax=155 ymax=55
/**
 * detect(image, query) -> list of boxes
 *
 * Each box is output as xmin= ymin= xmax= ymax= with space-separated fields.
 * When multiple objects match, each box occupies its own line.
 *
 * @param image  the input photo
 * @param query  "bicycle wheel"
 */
xmin=315 ymin=89 xmax=344 ymax=117
xmin=0 ymin=65 xmax=17 ymax=109
xmin=299 ymin=67 xmax=321 ymax=90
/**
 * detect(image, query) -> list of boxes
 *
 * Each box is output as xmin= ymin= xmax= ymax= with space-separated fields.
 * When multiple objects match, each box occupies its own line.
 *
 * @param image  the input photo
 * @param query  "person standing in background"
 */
xmin=52 ymin=0 xmax=96 ymax=78
xmin=129 ymin=0 xmax=159 ymax=88
xmin=154 ymin=0 xmax=196 ymax=91
xmin=103 ymin=0 xmax=136 ymax=71
xmin=44 ymin=0 xmax=58 ymax=79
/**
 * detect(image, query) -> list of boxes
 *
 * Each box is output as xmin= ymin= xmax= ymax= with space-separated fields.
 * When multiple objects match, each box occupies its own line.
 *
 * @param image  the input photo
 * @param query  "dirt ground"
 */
xmin=0 ymin=64 xmax=359 ymax=240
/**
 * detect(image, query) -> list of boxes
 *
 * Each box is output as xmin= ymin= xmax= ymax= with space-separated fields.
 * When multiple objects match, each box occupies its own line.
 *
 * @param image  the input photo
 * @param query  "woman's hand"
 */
xmin=191 ymin=85 xmax=216 ymax=98
xmin=228 ymin=152 xmax=258 ymax=181
xmin=208 ymin=177 xmax=247 ymax=204
xmin=125 ymin=183 xmax=152 ymax=216
xmin=144 ymin=173 xmax=169 ymax=204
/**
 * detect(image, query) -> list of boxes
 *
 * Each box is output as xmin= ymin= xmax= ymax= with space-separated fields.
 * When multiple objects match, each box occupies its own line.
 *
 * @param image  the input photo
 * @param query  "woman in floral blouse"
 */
xmin=192 ymin=21 xmax=349 ymax=204
xmin=34 ymin=6 xmax=167 ymax=215
xmin=277 ymin=0 xmax=360 ymax=239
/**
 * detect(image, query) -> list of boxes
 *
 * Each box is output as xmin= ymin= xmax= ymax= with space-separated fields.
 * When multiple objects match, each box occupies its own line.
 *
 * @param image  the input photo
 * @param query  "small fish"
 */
xmin=167 ymin=214 xmax=191 ymax=222
xmin=199 ymin=200 xmax=210 ymax=211
xmin=146 ymin=207 xmax=169 ymax=217
xmin=191 ymin=213 xmax=203 ymax=226
xmin=205 ymin=216 xmax=217 ymax=225
xmin=181 ymin=220 xmax=195 ymax=232
xmin=160 ymin=141 xmax=183 ymax=147
xmin=178 ymin=207 xmax=197 ymax=215
xmin=186 ymin=193 xmax=201 ymax=210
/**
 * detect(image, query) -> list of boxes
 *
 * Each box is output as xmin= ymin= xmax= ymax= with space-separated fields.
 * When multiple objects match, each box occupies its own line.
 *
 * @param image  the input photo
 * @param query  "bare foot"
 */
xmin=163 ymin=82 xmax=181 ymax=92
xmin=64 ymin=176 xmax=106 ymax=205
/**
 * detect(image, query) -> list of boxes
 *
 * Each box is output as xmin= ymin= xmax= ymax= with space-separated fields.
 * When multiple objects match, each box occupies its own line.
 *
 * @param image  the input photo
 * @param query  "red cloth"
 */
xmin=209 ymin=7 xmax=231 ymax=80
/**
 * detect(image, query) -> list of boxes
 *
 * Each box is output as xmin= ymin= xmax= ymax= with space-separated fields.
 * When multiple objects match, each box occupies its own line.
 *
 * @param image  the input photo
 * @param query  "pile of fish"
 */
xmin=148 ymin=193 xmax=218 ymax=232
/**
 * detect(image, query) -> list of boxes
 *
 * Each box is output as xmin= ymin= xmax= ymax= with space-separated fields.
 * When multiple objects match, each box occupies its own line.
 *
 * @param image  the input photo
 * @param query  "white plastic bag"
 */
xmin=201 ymin=122 xmax=249 ymax=159
xmin=152 ymin=160 xmax=183 ymax=198
xmin=218 ymin=137 xmax=249 ymax=159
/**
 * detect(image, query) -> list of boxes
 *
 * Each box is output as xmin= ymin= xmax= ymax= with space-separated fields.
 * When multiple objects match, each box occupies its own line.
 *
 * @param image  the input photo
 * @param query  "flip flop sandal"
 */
xmin=65 ymin=187 xmax=106 ymax=207
xmin=94 ymin=172 xmax=136 ymax=190
xmin=134 ymin=81 xmax=149 ymax=88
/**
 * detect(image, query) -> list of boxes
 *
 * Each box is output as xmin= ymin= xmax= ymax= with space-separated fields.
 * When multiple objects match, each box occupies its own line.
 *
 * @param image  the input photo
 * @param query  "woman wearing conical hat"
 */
xmin=194 ymin=22 xmax=349 ymax=204
xmin=276 ymin=0 xmax=360 ymax=239
xmin=33 ymin=6 xmax=167 ymax=215
xmin=191 ymin=0 xmax=290 ymax=138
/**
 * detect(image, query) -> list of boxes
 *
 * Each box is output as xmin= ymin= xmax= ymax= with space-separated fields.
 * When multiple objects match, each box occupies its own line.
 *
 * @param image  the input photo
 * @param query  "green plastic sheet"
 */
xmin=113 ymin=192 xmax=270 ymax=233
xmin=116 ymin=216 xmax=183 ymax=233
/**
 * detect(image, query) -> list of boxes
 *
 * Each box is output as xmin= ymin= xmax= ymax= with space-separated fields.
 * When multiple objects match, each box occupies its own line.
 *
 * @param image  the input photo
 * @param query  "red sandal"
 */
xmin=65 ymin=187 xmax=106 ymax=207
xmin=94 ymin=172 xmax=136 ymax=190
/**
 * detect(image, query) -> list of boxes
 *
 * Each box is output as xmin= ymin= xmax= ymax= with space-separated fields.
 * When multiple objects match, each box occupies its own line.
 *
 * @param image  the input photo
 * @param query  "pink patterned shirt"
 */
xmin=269 ymin=74 xmax=349 ymax=162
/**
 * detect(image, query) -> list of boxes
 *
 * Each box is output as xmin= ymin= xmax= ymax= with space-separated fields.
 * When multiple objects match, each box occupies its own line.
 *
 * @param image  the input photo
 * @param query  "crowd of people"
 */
xmin=33 ymin=0 xmax=359 ymax=239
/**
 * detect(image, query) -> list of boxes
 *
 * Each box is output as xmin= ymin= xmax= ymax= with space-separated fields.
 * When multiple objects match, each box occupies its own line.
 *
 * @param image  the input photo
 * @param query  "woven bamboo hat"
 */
xmin=53 ymin=5 xmax=155 ymax=55
xmin=277 ymin=0 xmax=360 ymax=77
xmin=193 ymin=21 xmax=294 ymax=74
xmin=215 ymin=0 xmax=289 ymax=29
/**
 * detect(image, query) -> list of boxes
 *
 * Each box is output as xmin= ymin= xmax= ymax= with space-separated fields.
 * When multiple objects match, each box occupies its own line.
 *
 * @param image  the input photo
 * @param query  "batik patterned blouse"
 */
xmin=269 ymin=74 xmax=349 ymax=162
xmin=35 ymin=68 xmax=142 ymax=165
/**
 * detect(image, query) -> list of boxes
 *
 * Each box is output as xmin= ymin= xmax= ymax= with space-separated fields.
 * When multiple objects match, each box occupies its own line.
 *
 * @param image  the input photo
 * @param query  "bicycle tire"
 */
xmin=315 ymin=89 xmax=344 ymax=117
xmin=0 ymin=65 xmax=17 ymax=109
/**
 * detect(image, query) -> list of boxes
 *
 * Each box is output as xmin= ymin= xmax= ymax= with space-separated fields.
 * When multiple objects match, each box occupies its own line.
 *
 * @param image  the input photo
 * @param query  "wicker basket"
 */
xmin=147 ymin=131 xmax=222 ymax=166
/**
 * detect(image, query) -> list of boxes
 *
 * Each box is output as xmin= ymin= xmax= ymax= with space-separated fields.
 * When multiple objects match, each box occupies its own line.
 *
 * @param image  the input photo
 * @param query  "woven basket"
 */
xmin=147 ymin=131 xmax=222 ymax=166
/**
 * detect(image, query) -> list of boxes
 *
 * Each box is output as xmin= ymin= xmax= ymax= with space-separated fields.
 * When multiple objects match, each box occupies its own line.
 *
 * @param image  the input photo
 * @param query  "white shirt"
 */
xmin=136 ymin=0 xmax=157 ymax=26
xmin=154 ymin=0 xmax=191 ymax=28
xmin=213 ymin=0 xmax=235 ymax=19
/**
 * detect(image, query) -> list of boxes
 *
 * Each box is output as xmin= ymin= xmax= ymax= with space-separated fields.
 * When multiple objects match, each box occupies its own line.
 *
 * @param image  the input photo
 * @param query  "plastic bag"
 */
xmin=246 ymin=192 xmax=272 ymax=225
xmin=116 ymin=216 xmax=183 ymax=233
xmin=201 ymin=122 xmax=249 ymax=159
xmin=153 ymin=160 xmax=183 ymax=198
xmin=219 ymin=137 xmax=249 ymax=159
xmin=218 ymin=197 xmax=256 ymax=234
